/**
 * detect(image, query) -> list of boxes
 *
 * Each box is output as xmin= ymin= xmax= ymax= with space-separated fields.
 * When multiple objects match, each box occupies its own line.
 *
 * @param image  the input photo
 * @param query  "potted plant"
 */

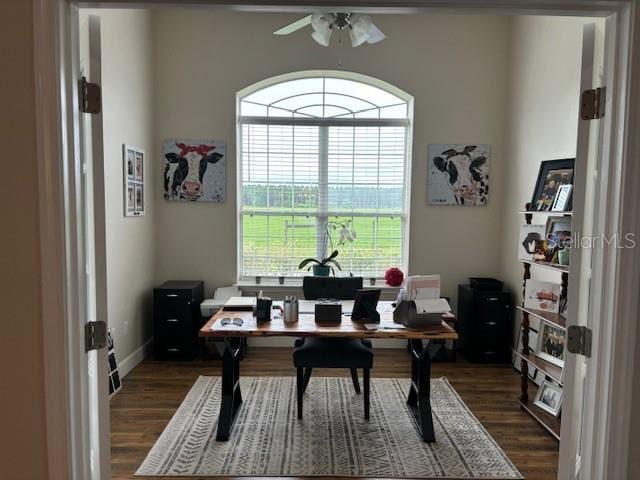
xmin=298 ymin=220 xmax=356 ymax=277
xmin=297 ymin=249 xmax=341 ymax=277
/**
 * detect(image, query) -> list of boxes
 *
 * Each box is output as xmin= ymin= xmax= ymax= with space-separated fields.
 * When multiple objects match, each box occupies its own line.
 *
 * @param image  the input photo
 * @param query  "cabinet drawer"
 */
xmin=155 ymin=289 xmax=195 ymax=303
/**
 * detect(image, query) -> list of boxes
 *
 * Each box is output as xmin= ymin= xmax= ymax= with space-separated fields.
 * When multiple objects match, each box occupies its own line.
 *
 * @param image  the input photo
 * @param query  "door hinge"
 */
xmin=85 ymin=321 xmax=108 ymax=352
xmin=567 ymin=325 xmax=592 ymax=357
xmin=580 ymin=87 xmax=606 ymax=120
xmin=79 ymin=76 xmax=101 ymax=114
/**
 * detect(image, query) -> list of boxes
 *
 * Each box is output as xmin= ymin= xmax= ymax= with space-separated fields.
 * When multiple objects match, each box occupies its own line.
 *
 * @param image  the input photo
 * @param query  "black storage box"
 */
xmin=469 ymin=277 xmax=503 ymax=291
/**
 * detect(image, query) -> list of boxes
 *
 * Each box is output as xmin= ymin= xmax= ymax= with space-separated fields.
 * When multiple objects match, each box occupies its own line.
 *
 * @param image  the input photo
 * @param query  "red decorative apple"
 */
xmin=384 ymin=267 xmax=404 ymax=287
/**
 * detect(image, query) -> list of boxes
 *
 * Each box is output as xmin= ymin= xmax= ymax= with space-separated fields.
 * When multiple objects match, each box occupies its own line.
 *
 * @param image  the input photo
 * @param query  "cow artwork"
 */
xmin=428 ymin=144 xmax=490 ymax=206
xmin=163 ymin=140 xmax=226 ymax=202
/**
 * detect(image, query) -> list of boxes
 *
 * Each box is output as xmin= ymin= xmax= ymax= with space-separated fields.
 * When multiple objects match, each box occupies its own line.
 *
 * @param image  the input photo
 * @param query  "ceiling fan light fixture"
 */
xmin=310 ymin=13 xmax=332 ymax=32
xmin=349 ymin=29 xmax=368 ymax=47
xmin=311 ymin=29 xmax=332 ymax=47
xmin=349 ymin=14 xmax=373 ymax=47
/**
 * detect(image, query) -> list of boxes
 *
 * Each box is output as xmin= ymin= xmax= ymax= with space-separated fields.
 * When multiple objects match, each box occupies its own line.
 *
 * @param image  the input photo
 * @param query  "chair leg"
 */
xmin=302 ymin=367 xmax=313 ymax=393
xmin=363 ymin=368 xmax=370 ymax=420
xmin=350 ymin=368 xmax=361 ymax=394
xmin=296 ymin=368 xmax=304 ymax=419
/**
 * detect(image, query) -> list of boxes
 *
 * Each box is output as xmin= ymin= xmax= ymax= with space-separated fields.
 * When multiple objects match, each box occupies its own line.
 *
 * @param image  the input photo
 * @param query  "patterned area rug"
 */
xmin=136 ymin=376 xmax=522 ymax=478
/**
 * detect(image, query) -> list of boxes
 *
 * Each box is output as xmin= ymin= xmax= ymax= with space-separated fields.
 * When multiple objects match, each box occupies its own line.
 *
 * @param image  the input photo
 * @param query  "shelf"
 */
xmin=521 ymin=259 xmax=570 ymax=274
xmin=517 ymin=306 xmax=566 ymax=331
xmin=515 ymin=350 xmax=563 ymax=385
xmin=519 ymin=396 xmax=561 ymax=441
xmin=519 ymin=210 xmax=572 ymax=216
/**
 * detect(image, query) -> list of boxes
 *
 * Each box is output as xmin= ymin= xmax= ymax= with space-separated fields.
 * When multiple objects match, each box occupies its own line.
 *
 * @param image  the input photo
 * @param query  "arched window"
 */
xmin=237 ymin=71 xmax=413 ymax=278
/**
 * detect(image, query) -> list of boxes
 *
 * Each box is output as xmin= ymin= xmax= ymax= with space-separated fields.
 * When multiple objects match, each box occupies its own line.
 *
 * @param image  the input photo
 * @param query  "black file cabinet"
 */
xmin=154 ymin=281 xmax=204 ymax=360
xmin=457 ymin=284 xmax=512 ymax=363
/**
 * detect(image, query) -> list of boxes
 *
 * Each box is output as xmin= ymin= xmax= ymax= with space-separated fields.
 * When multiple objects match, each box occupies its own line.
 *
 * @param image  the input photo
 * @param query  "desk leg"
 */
xmin=407 ymin=339 xmax=436 ymax=442
xmin=216 ymin=337 xmax=243 ymax=441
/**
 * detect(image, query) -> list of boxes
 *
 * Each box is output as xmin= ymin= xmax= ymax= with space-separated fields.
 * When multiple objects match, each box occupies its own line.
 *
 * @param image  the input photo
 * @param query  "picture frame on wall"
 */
xmin=535 ymin=322 xmax=566 ymax=367
xmin=123 ymin=144 xmax=145 ymax=217
xmin=533 ymin=380 xmax=563 ymax=417
xmin=530 ymin=158 xmax=575 ymax=212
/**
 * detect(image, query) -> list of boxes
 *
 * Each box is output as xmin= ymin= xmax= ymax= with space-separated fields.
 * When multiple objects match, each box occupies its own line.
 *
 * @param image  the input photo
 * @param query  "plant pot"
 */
xmin=312 ymin=265 xmax=331 ymax=277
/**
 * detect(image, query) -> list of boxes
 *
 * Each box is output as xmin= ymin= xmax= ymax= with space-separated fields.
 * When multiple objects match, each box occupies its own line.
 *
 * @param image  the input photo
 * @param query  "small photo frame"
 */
xmin=530 ymin=158 xmax=575 ymax=212
xmin=135 ymin=184 xmax=144 ymax=211
xmin=123 ymin=144 xmax=145 ymax=217
xmin=135 ymin=152 xmax=144 ymax=181
xmin=524 ymin=279 xmax=562 ymax=313
xmin=551 ymin=184 xmax=573 ymax=212
xmin=126 ymin=184 xmax=135 ymax=214
xmin=534 ymin=380 xmax=563 ymax=417
xmin=546 ymin=217 xmax=572 ymax=251
xmin=519 ymin=224 xmax=546 ymax=261
xmin=536 ymin=322 xmax=566 ymax=367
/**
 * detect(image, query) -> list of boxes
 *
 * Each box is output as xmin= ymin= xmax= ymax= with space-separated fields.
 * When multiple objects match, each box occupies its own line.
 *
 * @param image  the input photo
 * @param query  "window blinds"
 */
xmin=240 ymin=123 xmax=408 ymax=278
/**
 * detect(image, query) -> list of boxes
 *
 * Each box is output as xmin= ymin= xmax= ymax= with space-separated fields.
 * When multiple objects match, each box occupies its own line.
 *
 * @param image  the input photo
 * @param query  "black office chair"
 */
xmin=293 ymin=276 xmax=373 ymax=419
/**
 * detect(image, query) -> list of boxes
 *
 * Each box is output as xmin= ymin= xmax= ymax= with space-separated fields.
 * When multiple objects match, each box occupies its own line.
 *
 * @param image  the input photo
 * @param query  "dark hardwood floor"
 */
xmin=111 ymin=347 xmax=559 ymax=480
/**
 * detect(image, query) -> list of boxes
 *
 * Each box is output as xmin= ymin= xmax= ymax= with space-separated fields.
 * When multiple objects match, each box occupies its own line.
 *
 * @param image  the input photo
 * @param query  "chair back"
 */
xmin=302 ymin=276 xmax=363 ymax=300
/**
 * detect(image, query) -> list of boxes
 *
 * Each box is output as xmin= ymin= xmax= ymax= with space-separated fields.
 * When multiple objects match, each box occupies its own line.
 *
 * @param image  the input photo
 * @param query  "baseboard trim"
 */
xmin=119 ymin=338 xmax=153 ymax=378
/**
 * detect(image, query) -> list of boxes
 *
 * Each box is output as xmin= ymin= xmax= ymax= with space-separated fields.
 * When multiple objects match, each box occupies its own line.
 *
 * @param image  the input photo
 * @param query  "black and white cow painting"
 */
xmin=428 ymin=144 xmax=490 ymax=206
xmin=163 ymin=140 xmax=226 ymax=202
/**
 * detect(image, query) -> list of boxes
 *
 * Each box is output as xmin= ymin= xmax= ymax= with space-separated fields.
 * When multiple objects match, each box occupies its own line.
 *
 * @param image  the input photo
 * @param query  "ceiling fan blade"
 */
xmin=273 ymin=15 xmax=313 ymax=35
xmin=366 ymin=23 xmax=386 ymax=44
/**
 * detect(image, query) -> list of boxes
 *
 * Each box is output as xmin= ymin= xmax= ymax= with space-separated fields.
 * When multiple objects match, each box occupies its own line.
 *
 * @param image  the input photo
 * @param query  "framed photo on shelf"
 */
xmin=518 ymin=224 xmax=546 ymax=261
xmin=524 ymin=279 xmax=562 ymax=313
xmin=551 ymin=184 xmax=573 ymax=212
xmin=536 ymin=322 xmax=566 ymax=367
xmin=546 ymin=217 xmax=572 ymax=250
xmin=123 ymin=144 xmax=145 ymax=217
xmin=530 ymin=158 xmax=575 ymax=212
xmin=533 ymin=380 xmax=563 ymax=417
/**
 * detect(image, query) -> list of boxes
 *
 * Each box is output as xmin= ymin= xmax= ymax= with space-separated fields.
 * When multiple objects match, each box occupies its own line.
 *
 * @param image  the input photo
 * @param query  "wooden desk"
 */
xmin=199 ymin=301 xmax=458 ymax=443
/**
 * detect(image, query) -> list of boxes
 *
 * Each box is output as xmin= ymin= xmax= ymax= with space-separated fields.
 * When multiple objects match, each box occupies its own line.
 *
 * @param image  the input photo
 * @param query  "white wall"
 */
xmin=499 ymin=16 xmax=601 ymax=342
xmin=153 ymin=11 xmax=511 ymax=305
xmin=84 ymin=9 xmax=156 ymax=371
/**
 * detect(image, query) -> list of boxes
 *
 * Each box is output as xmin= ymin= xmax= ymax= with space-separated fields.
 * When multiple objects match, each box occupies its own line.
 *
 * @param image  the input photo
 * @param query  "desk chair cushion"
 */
xmin=294 ymin=337 xmax=372 ymax=349
xmin=293 ymin=337 xmax=373 ymax=369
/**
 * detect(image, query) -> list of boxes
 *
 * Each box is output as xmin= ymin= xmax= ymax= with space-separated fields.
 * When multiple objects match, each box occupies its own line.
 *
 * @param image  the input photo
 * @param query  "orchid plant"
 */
xmin=298 ymin=219 xmax=357 ymax=276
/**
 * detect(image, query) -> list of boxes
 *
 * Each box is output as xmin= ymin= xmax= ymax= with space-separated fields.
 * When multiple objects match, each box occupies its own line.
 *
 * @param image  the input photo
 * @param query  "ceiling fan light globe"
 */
xmin=349 ymin=29 xmax=369 ymax=47
xmin=351 ymin=14 xmax=373 ymax=35
xmin=311 ymin=29 xmax=332 ymax=47
xmin=310 ymin=13 xmax=331 ymax=32
xmin=365 ymin=23 xmax=386 ymax=44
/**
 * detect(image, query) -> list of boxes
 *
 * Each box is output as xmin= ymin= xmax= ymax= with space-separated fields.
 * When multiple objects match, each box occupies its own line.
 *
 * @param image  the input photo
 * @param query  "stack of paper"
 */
xmin=414 ymin=298 xmax=451 ymax=315
xmin=223 ymin=296 xmax=256 ymax=310
xmin=405 ymin=275 xmax=441 ymax=300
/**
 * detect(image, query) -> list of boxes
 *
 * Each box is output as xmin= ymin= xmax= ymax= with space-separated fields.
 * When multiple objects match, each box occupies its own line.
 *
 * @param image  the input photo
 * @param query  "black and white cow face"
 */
xmin=164 ymin=149 xmax=223 ymax=201
xmin=433 ymin=146 xmax=488 ymax=205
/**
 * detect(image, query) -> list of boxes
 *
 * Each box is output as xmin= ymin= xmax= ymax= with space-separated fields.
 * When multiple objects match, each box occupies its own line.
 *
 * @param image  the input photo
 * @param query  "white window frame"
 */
xmin=236 ymin=70 xmax=414 ymax=281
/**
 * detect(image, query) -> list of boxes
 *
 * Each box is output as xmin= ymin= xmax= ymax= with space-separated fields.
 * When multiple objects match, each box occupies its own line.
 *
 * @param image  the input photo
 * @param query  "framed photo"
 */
xmin=551 ymin=184 xmax=573 ymax=212
xmin=533 ymin=380 xmax=563 ymax=417
xmin=519 ymin=224 xmax=546 ymax=261
xmin=536 ymin=322 xmax=566 ymax=367
xmin=135 ymin=151 xmax=144 ymax=181
xmin=524 ymin=279 xmax=562 ymax=313
xmin=546 ymin=217 xmax=572 ymax=251
xmin=123 ymin=144 xmax=145 ymax=217
xmin=530 ymin=158 xmax=575 ymax=212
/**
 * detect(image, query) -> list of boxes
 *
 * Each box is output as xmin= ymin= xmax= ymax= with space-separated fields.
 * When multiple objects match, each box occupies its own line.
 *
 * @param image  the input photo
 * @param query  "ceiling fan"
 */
xmin=274 ymin=13 xmax=386 ymax=48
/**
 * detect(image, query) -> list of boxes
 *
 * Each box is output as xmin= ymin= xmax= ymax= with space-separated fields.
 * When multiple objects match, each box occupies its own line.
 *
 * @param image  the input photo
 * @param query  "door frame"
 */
xmin=34 ymin=1 xmax=640 ymax=480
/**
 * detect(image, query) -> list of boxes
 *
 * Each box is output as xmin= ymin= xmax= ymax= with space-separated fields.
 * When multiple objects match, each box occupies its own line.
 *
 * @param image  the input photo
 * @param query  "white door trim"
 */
xmin=33 ymin=2 xmax=640 ymax=480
